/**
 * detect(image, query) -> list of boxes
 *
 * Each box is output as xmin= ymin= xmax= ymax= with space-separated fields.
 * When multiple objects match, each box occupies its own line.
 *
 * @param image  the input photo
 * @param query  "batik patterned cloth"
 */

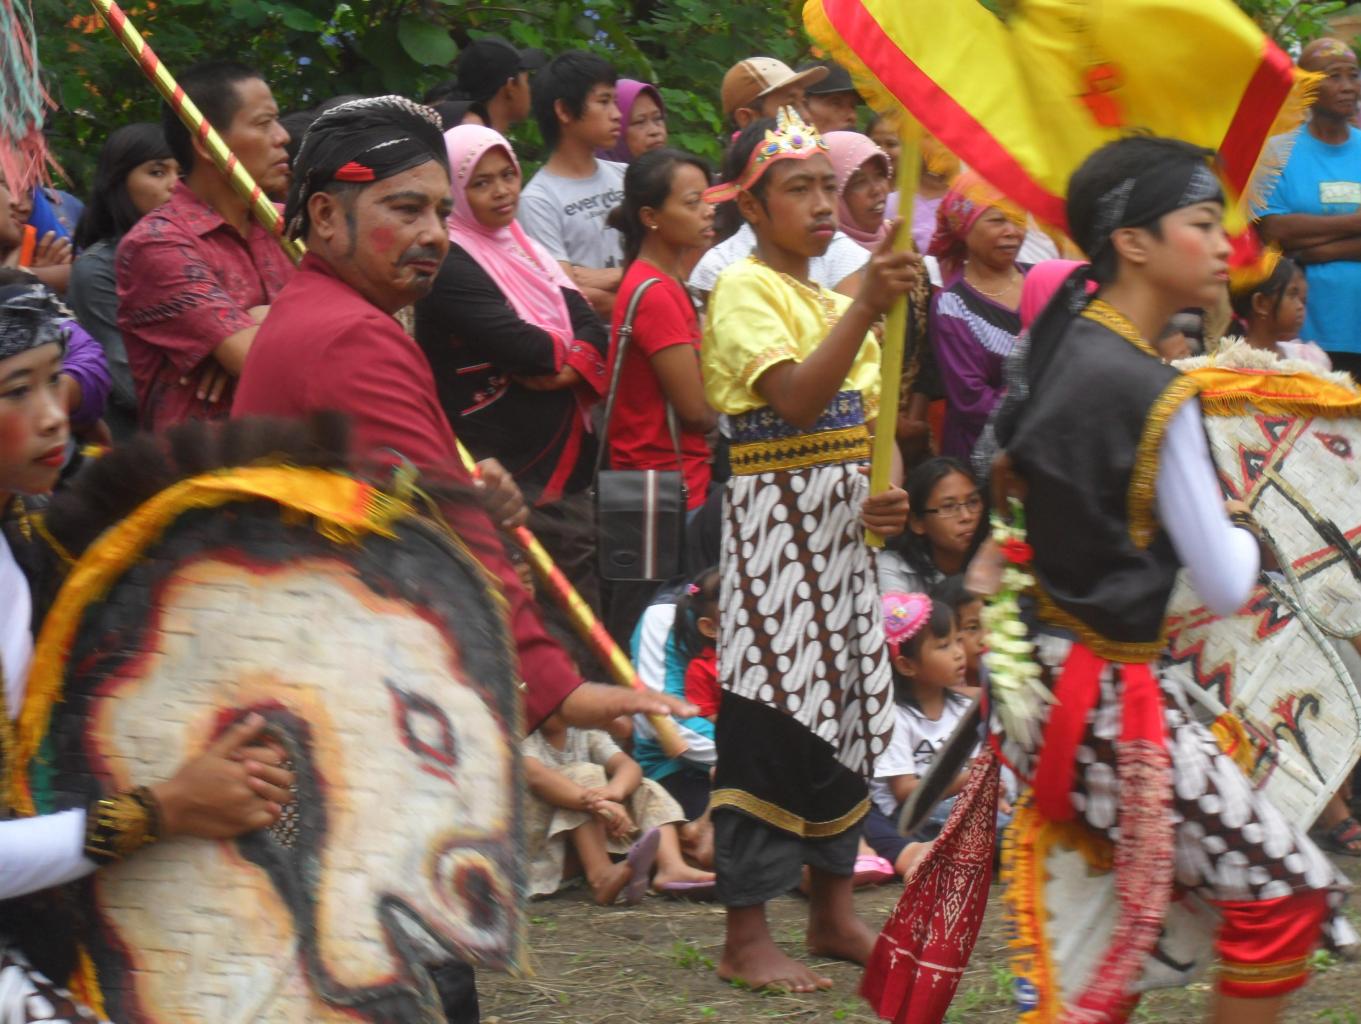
xmin=710 ymin=460 xmax=894 ymax=836
xmin=0 ymin=945 xmax=105 ymax=1024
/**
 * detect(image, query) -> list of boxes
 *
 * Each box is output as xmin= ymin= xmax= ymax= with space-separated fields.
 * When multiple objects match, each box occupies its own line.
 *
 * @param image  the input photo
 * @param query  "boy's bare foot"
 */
xmin=718 ymin=939 xmax=833 ymax=993
xmin=652 ymin=864 xmax=716 ymax=891
xmin=896 ymin=841 xmax=933 ymax=881
xmin=589 ymin=861 xmax=633 ymax=906
xmin=806 ymin=913 xmax=878 ymax=965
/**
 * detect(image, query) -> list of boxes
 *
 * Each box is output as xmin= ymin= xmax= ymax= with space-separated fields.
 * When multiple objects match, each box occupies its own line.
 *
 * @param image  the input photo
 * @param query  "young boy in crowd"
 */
xmin=519 ymin=50 xmax=625 ymax=317
xmin=700 ymin=108 xmax=917 ymax=993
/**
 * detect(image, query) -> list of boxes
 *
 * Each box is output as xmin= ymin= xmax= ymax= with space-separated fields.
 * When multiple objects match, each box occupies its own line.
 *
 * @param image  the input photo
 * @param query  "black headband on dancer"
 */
xmin=1077 ymin=155 xmax=1223 ymax=265
xmin=285 ymin=95 xmax=448 ymax=239
xmin=0 ymin=282 xmax=71 ymax=362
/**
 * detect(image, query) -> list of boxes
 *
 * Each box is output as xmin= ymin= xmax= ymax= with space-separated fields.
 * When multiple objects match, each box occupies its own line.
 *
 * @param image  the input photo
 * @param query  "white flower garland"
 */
xmin=981 ymin=498 xmax=1052 ymax=748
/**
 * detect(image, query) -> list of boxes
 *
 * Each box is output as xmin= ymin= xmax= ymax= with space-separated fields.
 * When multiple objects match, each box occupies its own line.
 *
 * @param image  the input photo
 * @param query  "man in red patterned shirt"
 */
xmin=117 ymin=61 xmax=294 ymax=431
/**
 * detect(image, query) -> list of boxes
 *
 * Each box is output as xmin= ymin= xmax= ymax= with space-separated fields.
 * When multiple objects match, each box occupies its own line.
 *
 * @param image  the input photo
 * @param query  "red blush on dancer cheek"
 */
xmin=0 ymin=408 xmax=28 ymax=455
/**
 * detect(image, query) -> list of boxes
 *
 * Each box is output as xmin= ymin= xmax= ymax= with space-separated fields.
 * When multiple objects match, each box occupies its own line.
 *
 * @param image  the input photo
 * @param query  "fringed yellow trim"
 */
xmin=70 ymin=948 xmax=107 ymax=1020
xmin=1003 ymin=794 xmax=1118 ymax=1023
xmin=1032 ymin=586 xmax=1166 ymax=664
xmin=1218 ymin=954 xmax=1311 ymax=986
xmin=1228 ymin=243 xmax=1282 ymax=294
xmin=1242 ymin=68 xmax=1323 ymax=218
xmin=1189 ymin=365 xmax=1361 ymax=418
xmin=1210 ymin=711 xmax=1259 ymax=778
xmin=708 ymin=787 xmax=868 ymax=838
xmin=15 ymin=466 xmax=413 ymax=814
xmin=27 ymin=510 xmax=75 ymax=568
xmin=1129 ymin=377 xmax=1204 ymax=550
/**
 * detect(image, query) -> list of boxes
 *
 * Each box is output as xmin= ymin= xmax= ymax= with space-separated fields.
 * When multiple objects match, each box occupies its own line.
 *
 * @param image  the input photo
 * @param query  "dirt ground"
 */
xmin=479 ymin=858 xmax=1361 ymax=1024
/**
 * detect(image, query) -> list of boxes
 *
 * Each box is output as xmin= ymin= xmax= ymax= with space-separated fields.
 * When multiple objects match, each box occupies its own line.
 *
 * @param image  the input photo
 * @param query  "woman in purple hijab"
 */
xmin=599 ymin=80 xmax=668 ymax=163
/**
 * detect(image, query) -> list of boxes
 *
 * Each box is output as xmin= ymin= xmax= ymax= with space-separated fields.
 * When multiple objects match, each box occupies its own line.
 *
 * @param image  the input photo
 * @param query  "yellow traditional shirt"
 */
xmin=701 ymin=257 xmax=881 ymax=419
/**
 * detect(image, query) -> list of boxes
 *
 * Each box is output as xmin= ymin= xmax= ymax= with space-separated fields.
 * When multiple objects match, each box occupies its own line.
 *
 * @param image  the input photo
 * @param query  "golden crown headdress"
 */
xmin=703 ymin=106 xmax=830 ymax=204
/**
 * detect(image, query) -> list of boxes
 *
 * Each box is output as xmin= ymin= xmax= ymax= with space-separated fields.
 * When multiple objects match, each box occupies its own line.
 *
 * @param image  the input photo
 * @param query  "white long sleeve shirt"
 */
xmin=1 ymin=533 xmax=94 ymax=901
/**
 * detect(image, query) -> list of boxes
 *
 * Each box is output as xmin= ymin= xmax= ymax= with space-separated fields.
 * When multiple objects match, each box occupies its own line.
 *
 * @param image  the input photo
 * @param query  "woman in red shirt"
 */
xmin=605 ymin=149 xmax=718 ymax=513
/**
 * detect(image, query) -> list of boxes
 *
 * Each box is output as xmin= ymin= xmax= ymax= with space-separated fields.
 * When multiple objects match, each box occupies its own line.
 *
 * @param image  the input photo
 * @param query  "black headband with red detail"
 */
xmin=285 ymin=96 xmax=448 ymax=239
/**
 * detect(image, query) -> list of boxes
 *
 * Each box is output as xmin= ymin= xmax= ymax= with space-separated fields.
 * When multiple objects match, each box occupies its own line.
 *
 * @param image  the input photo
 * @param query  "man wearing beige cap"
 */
xmin=721 ymin=57 xmax=827 ymax=130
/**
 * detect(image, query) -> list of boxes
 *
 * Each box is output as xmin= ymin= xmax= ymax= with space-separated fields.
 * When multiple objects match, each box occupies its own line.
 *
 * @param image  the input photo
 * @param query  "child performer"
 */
xmin=869 ymin=135 xmax=1348 ymax=1024
xmin=0 ymin=281 xmax=292 ymax=1019
xmin=699 ymin=108 xmax=918 ymax=993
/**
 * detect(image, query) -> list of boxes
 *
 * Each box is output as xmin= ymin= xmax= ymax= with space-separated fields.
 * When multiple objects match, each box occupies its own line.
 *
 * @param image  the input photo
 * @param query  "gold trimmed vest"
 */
xmin=1006 ymin=305 xmax=1199 ymax=661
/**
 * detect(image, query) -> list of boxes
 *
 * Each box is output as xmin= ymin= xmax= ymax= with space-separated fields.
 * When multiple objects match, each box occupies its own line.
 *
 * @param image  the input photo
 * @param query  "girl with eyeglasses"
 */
xmin=879 ymin=456 xmax=986 ymax=596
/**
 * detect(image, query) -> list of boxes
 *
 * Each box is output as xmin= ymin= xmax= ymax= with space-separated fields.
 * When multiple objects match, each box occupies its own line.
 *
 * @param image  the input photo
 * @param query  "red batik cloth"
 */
xmin=861 ymin=747 xmax=1000 ymax=1023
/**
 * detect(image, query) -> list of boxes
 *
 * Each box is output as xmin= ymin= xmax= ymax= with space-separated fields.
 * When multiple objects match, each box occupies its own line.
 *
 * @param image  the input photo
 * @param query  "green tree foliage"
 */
xmin=37 ymin=0 xmax=812 ymax=188
xmin=33 ymin=0 xmax=1360 ymax=191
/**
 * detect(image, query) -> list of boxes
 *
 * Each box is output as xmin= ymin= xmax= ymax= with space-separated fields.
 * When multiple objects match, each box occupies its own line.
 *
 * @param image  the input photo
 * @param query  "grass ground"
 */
xmin=479 ymin=859 xmax=1361 ymax=1024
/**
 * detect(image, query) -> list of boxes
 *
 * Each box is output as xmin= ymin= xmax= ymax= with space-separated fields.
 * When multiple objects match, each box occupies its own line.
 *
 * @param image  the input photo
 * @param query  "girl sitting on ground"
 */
xmin=879 ymin=456 xmax=987 ymax=596
xmin=867 ymin=594 xmax=972 ymax=857
xmin=523 ymin=711 xmax=716 ymax=903
xmin=678 ymin=567 xmax=720 ymax=722
xmin=933 ymin=574 xmax=985 ymax=699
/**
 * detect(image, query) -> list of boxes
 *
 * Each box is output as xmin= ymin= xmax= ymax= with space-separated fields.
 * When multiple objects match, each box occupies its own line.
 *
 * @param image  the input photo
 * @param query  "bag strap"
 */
xmin=596 ymin=277 xmax=680 ymax=478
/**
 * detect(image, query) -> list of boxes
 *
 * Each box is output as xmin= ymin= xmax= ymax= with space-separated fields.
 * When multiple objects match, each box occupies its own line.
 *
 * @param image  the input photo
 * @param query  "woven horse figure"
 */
xmin=1162 ymin=352 xmax=1361 ymax=829
xmin=17 ymin=419 xmax=524 ymax=1024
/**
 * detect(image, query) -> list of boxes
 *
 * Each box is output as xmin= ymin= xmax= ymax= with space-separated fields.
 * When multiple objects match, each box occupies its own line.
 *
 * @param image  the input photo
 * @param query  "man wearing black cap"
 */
xmin=800 ymin=59 xmax=862 ymax=135
xmin=454 ymin=34 xmax=547 ymax=136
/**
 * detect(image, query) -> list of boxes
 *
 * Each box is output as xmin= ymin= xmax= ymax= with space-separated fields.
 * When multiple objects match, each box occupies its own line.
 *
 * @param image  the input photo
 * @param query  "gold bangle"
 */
xmin=84 ymin=785 xmax=163 ymax=864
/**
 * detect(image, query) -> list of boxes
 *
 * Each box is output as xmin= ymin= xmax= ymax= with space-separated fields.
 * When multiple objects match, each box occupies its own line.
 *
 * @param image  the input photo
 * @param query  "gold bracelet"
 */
xmin=84 ymin=786 xmax=163 ymax=864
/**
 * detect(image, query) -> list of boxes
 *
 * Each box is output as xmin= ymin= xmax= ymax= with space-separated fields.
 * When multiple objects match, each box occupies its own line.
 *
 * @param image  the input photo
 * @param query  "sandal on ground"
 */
xmin=622 ymin=827 xmax=662 ymax=904
xmin=852 ymin=854 xmax=896 ymax=887
xmin=1319 ymin=816 xmax=1361 ymax=857
xmin=656 ymin=879 xmax=717 ymax=900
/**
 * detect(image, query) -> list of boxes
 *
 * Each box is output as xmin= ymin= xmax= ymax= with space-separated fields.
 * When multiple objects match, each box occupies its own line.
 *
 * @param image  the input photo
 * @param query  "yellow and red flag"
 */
xmin=804 ymin=0 xmax=1310 ymax=237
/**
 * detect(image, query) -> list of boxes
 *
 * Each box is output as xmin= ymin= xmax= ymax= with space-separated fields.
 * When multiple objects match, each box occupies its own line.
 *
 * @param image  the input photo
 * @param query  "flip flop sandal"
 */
xmin=656 ymin=880 xmax=717 ymax=900
xmin=1320 ymin=816 xmax=1361 ymax=857
xmin=852 ymin=854 xmax=896 ymax=886
xmin=622 ymin=827 xmax=662 ymax=904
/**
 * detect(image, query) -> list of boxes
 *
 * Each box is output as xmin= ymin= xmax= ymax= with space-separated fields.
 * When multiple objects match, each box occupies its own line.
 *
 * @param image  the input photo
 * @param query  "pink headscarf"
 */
xmin=598 ymin=80 xmax=665 ymax=163
xmin=823 ymin=130 xmax=890 ymax=251
xmin=1019 ymin=259 xmax=1088 ymax=330
xmin=444 ymin=124 xmax=577 ymax=343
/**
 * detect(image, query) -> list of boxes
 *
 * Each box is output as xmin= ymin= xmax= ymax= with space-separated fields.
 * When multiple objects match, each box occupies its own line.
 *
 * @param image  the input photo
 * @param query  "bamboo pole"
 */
xmin=865 ymin=115 xmax=920 ymax=546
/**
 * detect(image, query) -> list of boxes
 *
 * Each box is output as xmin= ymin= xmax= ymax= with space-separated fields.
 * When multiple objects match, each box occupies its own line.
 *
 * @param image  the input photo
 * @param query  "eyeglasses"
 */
xmin=922 ymin=494 xmax=984 ymax=519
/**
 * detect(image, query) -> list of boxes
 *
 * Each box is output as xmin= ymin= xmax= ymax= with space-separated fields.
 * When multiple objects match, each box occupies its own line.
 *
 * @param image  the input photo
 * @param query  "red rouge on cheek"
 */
xmin=368 ymin=226 xmax=396 ymax=252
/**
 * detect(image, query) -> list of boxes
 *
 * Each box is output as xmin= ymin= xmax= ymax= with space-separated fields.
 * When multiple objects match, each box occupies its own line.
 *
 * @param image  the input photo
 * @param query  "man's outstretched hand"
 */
xmin=556 ymin=682 xmax=697 ymax=731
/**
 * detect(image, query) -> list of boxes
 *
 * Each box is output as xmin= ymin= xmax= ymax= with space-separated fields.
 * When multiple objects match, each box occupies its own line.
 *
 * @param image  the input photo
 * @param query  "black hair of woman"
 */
xmin=607 ymin=147 xmax=713 ymax=267
xmin=673 ymin=565 xmax=720 ymax=663
xmin=895 ymin=456 xmax=987 ymax=577
xmin=73 ymin=123 xmax=174 ymax=250
xmin=1229 ymin=255 xmax=1300 ymax=324
xmin=931 ymin=573 xmax=977 ymax=615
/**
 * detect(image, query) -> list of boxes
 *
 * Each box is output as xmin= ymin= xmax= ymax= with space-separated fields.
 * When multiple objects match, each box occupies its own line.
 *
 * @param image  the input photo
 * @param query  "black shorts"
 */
xmin=713 ymin=808 xmax=860 ymax=907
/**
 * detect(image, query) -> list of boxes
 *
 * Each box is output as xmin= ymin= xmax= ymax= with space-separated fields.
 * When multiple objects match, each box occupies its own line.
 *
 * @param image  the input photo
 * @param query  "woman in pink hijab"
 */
xmin=413 ymin=124 xmax=610 ymax=608
xmin=823 ymin=130 xmax=891 ymax=250
xmin=598 ymin=80 xmax=668 ymax=164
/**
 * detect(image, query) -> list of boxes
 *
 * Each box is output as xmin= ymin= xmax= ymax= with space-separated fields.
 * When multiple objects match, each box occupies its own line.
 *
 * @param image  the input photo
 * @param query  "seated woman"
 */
xmin=414 ymin=124 xmax=609 ymax=614
xmin=69 ymin=123 xmax=179 ymax=440
xmin=927 ymin=171 xmax=1029 ymax=461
